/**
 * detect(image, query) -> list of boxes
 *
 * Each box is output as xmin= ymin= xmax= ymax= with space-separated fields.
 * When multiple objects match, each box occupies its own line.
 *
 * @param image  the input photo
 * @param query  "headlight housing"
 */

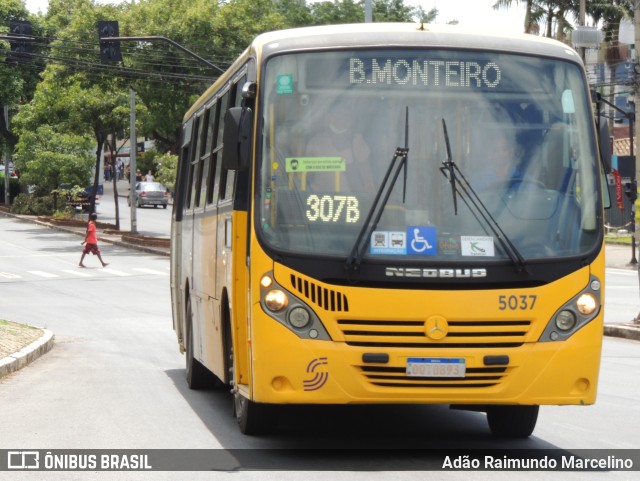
xmin=259 ymin=272 xmax=330 ymax=340
xmin=540 ymin=275 xmax=602 ymax=342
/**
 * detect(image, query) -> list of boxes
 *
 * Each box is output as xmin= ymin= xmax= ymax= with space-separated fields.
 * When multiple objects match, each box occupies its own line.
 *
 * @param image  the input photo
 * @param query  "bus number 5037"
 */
xmin=498 ymin=295 xmax=537 ymax=311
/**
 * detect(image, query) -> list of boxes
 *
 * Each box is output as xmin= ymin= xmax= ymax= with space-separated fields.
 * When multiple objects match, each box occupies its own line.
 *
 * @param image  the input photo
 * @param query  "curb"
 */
xmin=0 ymin=210 xmax=170 ymax=257
xmin=0 ymin=329 xmax=55 ymax=379
xmin=604 ymin=324 xmax=640 ymax=341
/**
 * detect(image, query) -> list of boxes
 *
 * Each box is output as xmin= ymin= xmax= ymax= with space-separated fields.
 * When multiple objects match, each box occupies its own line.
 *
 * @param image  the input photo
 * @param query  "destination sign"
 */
xmin=304 ymin=52 xmax=505 ymax=91
xmin=349 ymin=57 xmax=501 ymax=88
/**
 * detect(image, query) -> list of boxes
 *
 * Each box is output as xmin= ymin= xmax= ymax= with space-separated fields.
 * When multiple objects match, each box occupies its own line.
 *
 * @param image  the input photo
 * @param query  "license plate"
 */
xmin=406 ymin=357 xmax=466 ymax=378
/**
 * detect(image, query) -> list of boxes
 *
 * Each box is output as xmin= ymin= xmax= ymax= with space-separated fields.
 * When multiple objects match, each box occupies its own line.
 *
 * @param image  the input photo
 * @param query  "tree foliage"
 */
xmin=3 ymin=0 xmax=500 ymax=199
xmin=13 ymin=124 xmax=94 ymax=194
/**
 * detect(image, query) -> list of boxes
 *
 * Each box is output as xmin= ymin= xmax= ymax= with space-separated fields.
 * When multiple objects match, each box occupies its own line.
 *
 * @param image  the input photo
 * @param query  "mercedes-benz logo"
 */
xmin=425 ymin=315 xmax=449 ymax=340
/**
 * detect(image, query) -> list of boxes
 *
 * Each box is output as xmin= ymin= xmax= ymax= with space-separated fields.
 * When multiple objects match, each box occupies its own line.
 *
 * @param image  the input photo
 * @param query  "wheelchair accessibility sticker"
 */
xmin=407 ymin=226 xmax=437 ymax=255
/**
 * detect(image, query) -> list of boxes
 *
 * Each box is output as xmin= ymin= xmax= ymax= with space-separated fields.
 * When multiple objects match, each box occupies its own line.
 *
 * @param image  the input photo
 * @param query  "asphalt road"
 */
xmin=0 ymin=215 xmax=639 ymax=480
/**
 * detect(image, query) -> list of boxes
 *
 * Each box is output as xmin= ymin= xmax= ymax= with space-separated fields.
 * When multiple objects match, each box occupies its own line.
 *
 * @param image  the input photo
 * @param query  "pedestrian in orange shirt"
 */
xmin=79 ymin=213 xmax=109 ymax=268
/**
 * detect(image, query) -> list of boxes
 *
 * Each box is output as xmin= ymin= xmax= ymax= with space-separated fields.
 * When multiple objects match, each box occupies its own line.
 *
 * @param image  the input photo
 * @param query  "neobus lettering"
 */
xmin=349 ymin=57 xmax=501 ymax=88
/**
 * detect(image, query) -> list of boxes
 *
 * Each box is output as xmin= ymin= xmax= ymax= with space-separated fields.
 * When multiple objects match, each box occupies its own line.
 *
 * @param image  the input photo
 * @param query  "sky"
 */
xmin=24 ymin=0 xmax=530 ymax=34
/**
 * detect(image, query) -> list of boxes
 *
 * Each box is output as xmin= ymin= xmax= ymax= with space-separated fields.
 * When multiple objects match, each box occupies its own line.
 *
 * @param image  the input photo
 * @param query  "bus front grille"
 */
xmin=358 ymin=365 xmax=508 ymax=388
xmin=337 ymin=319 xmax=530 ymax=348
xmin=290 ymin=274 xmax=349 ymax=312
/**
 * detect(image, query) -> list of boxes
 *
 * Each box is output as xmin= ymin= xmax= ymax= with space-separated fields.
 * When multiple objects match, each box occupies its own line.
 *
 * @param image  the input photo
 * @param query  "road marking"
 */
xmin=0 ymin=272 xmax=21 ymax=278
xmin=607 ymin=268 xmax=638 ymax=276
xmin=132 ymin=268 xmax=169 ymax=276
xmin=28 ymin=271 xmax=59 ymax=278
xmin=102 ymin=268 xmax=131 ymax=276
xmin=61 ymin=269 xmax=93 ymax=277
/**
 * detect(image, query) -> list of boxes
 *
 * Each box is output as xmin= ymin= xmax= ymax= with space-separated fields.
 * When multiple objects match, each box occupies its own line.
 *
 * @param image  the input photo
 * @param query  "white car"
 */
xmin=128 ymin=182 xmax=169 ymax=208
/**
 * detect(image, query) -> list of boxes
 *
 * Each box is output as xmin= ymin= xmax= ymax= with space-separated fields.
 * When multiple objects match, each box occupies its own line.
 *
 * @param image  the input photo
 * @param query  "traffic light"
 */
xmin=8 ymin=20 xmax=32 ymax=62
xmin=623 ymin=180 xmax=638 ymax=201
xmin=97 ymin=21 xmax=122 ymax=62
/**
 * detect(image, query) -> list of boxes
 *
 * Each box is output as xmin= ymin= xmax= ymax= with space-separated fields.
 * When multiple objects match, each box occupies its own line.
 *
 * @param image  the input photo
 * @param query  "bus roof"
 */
xmin=250 ymin=22 xmax=580 ymax=61
xmin=184 ymin=23 xmax=581 ymax=120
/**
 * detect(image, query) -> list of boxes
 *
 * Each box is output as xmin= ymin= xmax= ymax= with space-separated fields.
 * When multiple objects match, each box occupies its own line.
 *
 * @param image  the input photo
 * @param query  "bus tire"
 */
xmin=185 ymin=296 xmax=210 ymax=389
xmin=487 ymin=405 xmax=539 ymax=438
xmin=226 ymin=312 xmax=278 ymax=435
xmin=234 ymin=395 xmax=277 ymax=435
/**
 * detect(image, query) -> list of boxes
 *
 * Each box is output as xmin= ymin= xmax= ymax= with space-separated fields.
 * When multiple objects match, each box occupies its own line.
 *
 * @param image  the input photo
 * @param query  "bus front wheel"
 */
xmin=185 ymin=296 xmax=210 ymax=389
xmin=226 ymin=314 xmax=278 ymax=435
xmin=234 ymin=394 xmax=277 ymax=435
xmin=486 ymin=405 xmax=539 ymax=438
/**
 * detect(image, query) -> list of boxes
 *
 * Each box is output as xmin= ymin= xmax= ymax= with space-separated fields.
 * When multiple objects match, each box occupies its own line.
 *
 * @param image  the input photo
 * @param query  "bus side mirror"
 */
xmin=596 ymin=115 xmax=612 ymax=174
xmin=222 ymin=106 xmax=253 ymax=171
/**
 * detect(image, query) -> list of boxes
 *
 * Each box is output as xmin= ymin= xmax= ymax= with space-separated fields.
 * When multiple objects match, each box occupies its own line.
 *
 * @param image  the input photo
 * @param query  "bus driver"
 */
xmin=306 ymin=103 xmax=374 ymax=193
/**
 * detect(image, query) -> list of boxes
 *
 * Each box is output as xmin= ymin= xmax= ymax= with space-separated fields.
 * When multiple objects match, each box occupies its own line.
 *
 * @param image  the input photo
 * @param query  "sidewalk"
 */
xmin=1 ymin=203 xmax=639 ymax=378
xmin=600 ymin=242 xmax=640 ymax=341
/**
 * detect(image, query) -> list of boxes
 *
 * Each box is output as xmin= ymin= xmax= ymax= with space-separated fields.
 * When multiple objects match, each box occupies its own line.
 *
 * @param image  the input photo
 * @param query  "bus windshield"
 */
xmin=258 ymin=49 xmax=601 ymax=262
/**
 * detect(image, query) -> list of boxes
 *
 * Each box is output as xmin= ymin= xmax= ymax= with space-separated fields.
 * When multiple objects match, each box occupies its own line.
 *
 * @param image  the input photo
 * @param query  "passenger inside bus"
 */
xmin=305 ymin=102 xmax=374 ymax=193
xmin=470 ymin=131 xmax=525 ymax=191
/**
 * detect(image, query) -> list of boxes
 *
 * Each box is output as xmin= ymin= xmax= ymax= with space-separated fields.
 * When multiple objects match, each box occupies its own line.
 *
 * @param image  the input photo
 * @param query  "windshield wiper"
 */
xmin=439 ymin=118 xmax=529 ymax=273
xmin=441 ymin=119 xmax=458 ymax=214
xmin=345 ymin=107 xmax=410 ymax=272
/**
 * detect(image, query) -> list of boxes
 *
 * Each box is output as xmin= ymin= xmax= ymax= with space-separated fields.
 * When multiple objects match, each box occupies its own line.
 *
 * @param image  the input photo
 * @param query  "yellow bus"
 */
xmin=171 ymin=23 xmax=609 ymax=437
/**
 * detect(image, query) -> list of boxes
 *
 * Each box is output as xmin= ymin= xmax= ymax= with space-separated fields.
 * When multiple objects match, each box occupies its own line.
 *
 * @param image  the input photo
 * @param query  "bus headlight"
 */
xmin=259 ymin=271 xmax=331 ymax=341
xmin=288 ymin=307 xmax=311 ymax=329
xmin=555 ymin=310 xmax=577 ymax=331
xmin=264 ymin=290 xmax=288 ymax=312
xmin=576 ymin=293 xmax=598 ymax=315
xmin=540 ymin=274 xmax=602 ymax=342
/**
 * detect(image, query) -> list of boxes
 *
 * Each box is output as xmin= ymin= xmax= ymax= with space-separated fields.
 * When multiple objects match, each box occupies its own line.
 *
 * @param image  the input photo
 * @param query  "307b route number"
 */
xmin=498 ymin=295 xmax=537 ymax=310
xmin=306 ymin=194 xmax=360 ymax=223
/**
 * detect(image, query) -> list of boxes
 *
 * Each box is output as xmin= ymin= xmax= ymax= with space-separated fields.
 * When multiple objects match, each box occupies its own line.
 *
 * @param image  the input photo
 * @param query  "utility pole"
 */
xmin=129 ymin=89 xmax=137 ymax=234
xmin=579 ymin=0 xmax=586 ymax=62
xmin=3 ymin=106 xmax=9 ymax=207
xmin=635 ymin=1 xmax=640 ymax=319
xmin=364 ymin=0 xmax=372 ymax=23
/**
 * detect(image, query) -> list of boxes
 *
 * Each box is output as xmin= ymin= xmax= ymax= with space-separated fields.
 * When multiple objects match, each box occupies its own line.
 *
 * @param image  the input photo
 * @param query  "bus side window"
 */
xmin=231 ymin=75 xmax=252 ymax=212
xmin=207 ymin=91 xmax=229 ymax=204
xmin=205 ymin=98 xmax=219 ymax=206
xmin=217 ymin=91 xmax=231 ymax=200
xmin=186 ymin=115 xmax=200 ymax=210
xmin=192 ymin=109 xmax=209 ymax=209
xmin=196 ymin=106 xmax=213 ymax=208
xmin=175 ymin=117 xmax=194 ymax=220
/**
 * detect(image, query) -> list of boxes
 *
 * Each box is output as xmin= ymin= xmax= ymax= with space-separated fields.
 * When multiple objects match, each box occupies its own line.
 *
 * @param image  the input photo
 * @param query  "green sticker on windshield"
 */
xmin=286 ymin=157 xmax=346 ymax=172
xmin=276 ymin=74 xmax=294 ymax=94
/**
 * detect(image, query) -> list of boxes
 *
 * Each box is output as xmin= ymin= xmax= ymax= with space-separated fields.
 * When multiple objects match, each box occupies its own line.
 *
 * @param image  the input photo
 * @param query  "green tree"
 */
xmin=213 ymin=0 xmax=287 ymax=57
xmin=372 ymin=0 xmax=414 ymax=22
xmin=154 ymin=151 xmax=178 ymax=193
xmin=275 ymin=0 xmax=313 ymax=27
xmin=13 ymin=125 xmax=94 ymax=194
xmin=311 ymin=0 xmax=364 ymax=24
xmin=412 ymin=6 xmax=438 ymax=24
xmin=122 ymin=0 xmax=222 ymax=154
xmin=11 ymin=1 xmax=132 ymax=219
